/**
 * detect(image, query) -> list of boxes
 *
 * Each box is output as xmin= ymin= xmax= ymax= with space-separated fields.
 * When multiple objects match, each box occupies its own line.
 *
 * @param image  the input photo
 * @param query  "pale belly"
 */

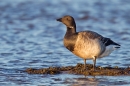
xmin=72 ymin=39 xmax=105 ymax=59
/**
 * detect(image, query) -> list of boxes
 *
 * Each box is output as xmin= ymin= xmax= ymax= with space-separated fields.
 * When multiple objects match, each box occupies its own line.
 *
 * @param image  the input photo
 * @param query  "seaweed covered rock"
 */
xmin=25 ymin=63 xmax=130 ymax=76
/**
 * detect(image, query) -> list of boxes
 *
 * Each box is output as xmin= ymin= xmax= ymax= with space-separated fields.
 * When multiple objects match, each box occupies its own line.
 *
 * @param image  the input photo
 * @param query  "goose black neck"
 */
xmin=66 ymin=27 xmax=76 ymax=35
xmin=66 ymin=20 xmax=76 ymax=34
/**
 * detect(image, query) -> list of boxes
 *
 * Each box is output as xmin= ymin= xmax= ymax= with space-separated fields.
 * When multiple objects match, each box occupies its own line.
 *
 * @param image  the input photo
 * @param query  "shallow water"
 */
xmin=0 ymin=0 xmax=130 ymax=85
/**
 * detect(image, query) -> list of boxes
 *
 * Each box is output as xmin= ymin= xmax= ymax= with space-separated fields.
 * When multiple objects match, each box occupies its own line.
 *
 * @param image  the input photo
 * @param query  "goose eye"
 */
xmin=66 ymin=18 xmax=70 ymax=21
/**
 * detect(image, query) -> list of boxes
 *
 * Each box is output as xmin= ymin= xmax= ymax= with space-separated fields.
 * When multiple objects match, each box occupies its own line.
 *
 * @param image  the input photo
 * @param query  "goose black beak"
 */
xmin=56 ymin=18 xmax=62 ymax=22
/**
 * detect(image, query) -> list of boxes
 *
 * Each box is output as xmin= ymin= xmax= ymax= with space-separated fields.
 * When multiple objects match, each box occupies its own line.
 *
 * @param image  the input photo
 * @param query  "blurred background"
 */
xmin=0 ymin=0 xmax=130 ymax=86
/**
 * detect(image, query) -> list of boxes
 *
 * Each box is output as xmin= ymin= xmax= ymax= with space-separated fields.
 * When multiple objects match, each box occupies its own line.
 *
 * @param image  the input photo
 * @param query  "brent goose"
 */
xmin=56 ymin=15 xmax=120 ymax=70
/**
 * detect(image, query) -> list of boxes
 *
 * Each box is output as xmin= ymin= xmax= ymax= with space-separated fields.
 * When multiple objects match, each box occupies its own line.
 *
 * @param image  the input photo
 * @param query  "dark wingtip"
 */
xmin=116 ymin=43 xmax=121 ymax=46
xmin=56 ymin=18 xmax=62 ymax=22
xmin=113 ymin=42 xmax=121 ymax=46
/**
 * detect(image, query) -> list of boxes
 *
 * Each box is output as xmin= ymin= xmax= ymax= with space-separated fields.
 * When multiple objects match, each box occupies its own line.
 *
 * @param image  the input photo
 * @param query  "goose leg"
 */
xmin=84 ymin=59 xmax=86 ymax=70
xmin=93 ymin=56 xmax=96 ymax=71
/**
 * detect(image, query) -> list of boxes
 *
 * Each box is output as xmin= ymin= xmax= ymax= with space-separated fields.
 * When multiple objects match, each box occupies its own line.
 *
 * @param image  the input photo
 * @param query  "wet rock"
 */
xmin=25 ymin=63 xmax=130 ymax=76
